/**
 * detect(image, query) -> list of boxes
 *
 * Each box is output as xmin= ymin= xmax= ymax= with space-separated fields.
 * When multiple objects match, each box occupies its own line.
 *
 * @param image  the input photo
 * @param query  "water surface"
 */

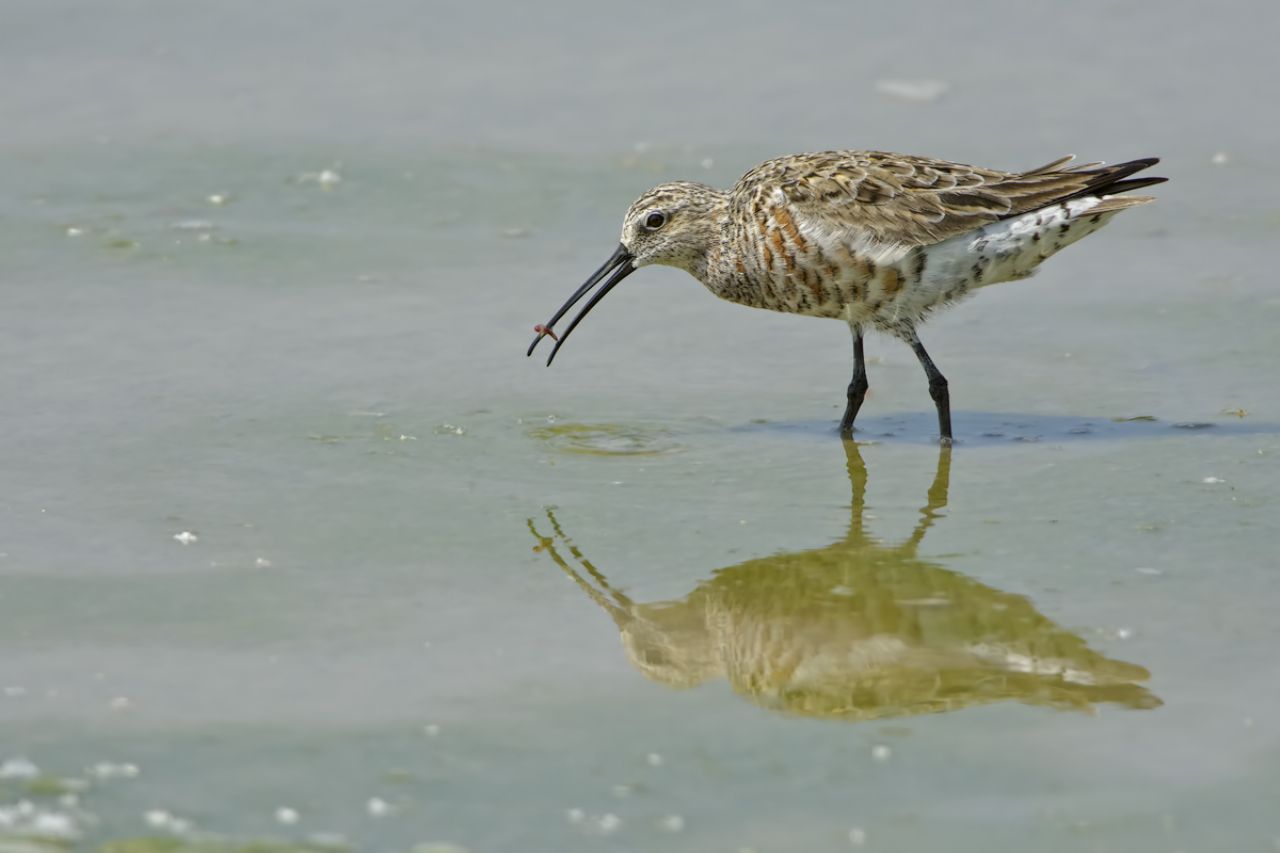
xmin=3 ymin=1 xmax=1279 ymax=850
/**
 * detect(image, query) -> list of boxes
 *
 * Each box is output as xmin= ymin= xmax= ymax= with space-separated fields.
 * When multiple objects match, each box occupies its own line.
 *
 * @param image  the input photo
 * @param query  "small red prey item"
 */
xmin=533 ymin=323 xmax=559 ymax=342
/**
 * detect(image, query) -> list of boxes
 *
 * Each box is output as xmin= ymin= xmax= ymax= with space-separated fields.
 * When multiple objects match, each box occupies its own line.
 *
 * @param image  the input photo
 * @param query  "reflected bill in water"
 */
xmin=529 ymin=442 xmax=1159 ymax=721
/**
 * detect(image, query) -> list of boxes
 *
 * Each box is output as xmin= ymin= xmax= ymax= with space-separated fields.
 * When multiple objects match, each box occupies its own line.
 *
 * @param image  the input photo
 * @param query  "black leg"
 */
xmin=839 ymin=324 xmax=868 ymax=434
xmin=908 ymin=334 xmax=952 ymax=444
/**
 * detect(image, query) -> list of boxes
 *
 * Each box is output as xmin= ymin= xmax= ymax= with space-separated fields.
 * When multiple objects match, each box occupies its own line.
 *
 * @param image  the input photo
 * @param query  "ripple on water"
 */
xmin=531 ymin=424 xmax=680 ymax=457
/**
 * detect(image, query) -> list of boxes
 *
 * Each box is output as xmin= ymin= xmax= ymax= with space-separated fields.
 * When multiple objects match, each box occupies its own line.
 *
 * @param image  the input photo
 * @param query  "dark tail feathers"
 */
xmin=1077 ymin=157 xmax=1167 ymax=199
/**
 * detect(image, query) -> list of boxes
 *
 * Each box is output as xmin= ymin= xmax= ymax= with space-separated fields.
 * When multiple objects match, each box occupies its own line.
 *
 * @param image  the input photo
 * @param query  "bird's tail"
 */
xmin=1068 ymin=157 xmax=1167 ymax=205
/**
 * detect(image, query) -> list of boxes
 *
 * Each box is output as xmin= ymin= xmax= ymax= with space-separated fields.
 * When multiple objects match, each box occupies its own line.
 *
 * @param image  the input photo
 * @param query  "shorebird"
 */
xmin=528 ymin=151 xmax=1165 ymax=442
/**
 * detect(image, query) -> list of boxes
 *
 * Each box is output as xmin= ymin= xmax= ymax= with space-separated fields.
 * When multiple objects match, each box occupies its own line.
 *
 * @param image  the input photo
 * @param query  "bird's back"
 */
xmin=709 ymin=151 xmax=1164 ymax=326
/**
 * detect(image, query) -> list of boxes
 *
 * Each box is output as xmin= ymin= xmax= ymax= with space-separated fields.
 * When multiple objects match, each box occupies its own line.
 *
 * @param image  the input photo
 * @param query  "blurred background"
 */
xmin=2 ymin=1 xmax=1278 ymax=850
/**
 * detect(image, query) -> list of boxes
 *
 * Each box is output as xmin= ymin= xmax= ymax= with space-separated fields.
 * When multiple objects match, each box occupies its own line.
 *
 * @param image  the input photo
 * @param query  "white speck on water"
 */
xmin=206 ymin=193 xmax=229 ymax=205
xmin=173 ymin=531 xmax=198 ymax=545
xmin=700 ymin=157 xmax=715 ymax=170
xmin=0 ymin=802 xmax=82 ymax=840
xmin=435 ymin=424 xmax=465 ymax=436
xmin=299 ymin=168 xmax=342 ymax=187
xmin=255 ymin=557 xmax=273 ymax=568
xmin=871 ymin=744 xmax=892 ymax=763
xmin=659 ymin=814 xmax=685 ymax=833
xmin=275 ymin=806 xmax=300 ymax=825
xmin=171 ymin=219 xmax=214 ymax=231
xmin=399 ymin=434 xmax=417 ymax=441
xmin=1116 ymin=627 xmax=1135 ymax=640
xmin=88 ymin=762 xmax=140 ymax=780
xmin=596 ymin=813 xmax=622 ymax=834
xmin=876 ymin=78 xmax=949 ymax=102
xmin=65 ymin=227 xmax=84 ymax=237
xmin=109 ymin=696 xmax=131 ymax=710
xmin=565 ymin=808 xmax=586 ymax=825
xmin=0 ymin=757 xmax=39 ymax=779
xmin=31 ymin=810 xmax=76 ymax=837
xmin=423 ymin=723 xmax=440 ymax=737
xmin=366 ymin=796 xmax=392 ymax=817
xmin=645 ymin=752 xmax=664 ymax=767
xmin=1211 ymin=151 xmax=1230 ymax=165
xmin=830 ymin=585 xmax=855 ymax=597
xmin=1135 ymin=566 xmax=1163 ymax=576
xmin=848 ymin=826 xmax=868 ymax=846
xmin=1202 ymin=476 xmax=1225 ymax=484
xmin=143 ymin=809 xmax=190 ymax=833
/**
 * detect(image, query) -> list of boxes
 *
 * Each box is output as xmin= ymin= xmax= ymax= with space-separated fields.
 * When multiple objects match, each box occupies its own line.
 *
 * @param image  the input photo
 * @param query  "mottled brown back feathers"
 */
xmin=737 ymin=151 xmax=1166 ymax=247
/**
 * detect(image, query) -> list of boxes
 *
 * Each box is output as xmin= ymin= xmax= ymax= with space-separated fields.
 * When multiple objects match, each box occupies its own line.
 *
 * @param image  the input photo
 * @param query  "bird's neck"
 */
xmin=691 ymin=197 xmax=732 ymax=288
xmin=699 ymin=202 xmax=769 ymax=307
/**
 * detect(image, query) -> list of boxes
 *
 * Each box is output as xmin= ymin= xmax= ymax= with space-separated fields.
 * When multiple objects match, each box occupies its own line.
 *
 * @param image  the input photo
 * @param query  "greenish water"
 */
xmin=3 ymin=1 xmax=1280 ymax=851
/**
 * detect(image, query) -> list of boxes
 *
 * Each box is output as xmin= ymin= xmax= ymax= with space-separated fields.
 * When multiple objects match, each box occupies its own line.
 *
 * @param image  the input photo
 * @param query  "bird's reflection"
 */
xmin=529 ymin=441 xmax=1159 ymax=721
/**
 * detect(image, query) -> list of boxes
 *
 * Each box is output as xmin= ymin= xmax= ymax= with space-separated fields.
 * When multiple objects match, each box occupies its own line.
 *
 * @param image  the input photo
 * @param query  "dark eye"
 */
xmin=643 ymin=210 xmax=667 ymax=231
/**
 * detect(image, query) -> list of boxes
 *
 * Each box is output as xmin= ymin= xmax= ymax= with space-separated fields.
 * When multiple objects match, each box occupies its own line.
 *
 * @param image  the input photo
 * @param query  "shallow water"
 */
xmin=3 ymin=1 xmax=1280 ymax=850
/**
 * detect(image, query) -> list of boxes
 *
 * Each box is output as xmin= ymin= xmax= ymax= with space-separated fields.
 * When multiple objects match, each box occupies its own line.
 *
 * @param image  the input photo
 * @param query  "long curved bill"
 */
xmin=527 ymin=243 xmax=635 ymax=366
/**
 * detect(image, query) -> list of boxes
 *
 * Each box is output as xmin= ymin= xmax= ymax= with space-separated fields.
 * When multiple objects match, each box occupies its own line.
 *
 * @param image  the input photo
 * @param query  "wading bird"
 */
xmin=529 ymin=151 xmax=1164 ymax=442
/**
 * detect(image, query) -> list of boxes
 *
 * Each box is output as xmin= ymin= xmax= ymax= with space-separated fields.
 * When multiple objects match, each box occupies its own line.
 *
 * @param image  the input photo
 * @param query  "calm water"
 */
xmin=3 ymin=1 xmax=1279 ymax=850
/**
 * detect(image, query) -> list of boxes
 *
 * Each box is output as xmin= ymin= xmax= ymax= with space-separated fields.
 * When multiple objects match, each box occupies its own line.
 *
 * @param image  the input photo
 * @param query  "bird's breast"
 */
xmin=711 ymin=212 xmax=958 ymax=322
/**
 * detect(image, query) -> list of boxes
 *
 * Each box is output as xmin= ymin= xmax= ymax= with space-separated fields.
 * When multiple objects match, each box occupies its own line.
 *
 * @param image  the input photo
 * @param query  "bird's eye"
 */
xmin=643 ymin=210 xmax=667 ymax=231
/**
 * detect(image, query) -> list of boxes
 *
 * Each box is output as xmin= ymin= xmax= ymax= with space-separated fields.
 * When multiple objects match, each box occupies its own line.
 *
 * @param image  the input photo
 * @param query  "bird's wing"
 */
xmin=734 ymin=151 xmax=1152 ymax=248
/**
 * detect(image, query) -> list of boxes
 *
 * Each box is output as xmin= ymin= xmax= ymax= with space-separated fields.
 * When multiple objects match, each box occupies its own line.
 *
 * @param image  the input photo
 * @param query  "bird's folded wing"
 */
xmin=736 ymin=151 xmax=1112 ymax=248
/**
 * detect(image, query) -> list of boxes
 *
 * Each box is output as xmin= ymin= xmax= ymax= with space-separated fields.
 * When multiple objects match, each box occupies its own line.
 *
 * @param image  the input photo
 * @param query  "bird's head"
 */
xmin=619 ymin=181 xmax=724 ymax=274
xmin=527 ymin=181 xmax=727 ymax=364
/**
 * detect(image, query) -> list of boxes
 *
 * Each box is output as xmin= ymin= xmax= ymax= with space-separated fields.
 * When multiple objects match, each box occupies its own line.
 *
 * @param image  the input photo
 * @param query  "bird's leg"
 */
xmin=902 ymin=328 xmax=952 ymax=444
xmin=839 ymin=323 xmax=868 ymax=434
